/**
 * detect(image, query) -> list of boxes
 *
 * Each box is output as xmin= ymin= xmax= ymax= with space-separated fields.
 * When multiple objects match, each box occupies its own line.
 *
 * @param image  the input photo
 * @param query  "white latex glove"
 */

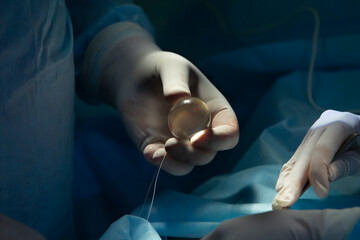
xmin=81 ymin=22 xmax=239 ymax=176
xmin=273 ymin=110 xmax=360 ymax=209
xmin=202 ymin=207 xmax=360 ymax=240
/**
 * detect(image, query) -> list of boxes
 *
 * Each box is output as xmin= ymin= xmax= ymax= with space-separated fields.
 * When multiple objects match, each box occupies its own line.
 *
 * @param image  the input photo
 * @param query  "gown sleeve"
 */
xmin=65 ymin=0 xmax=154 ymax=102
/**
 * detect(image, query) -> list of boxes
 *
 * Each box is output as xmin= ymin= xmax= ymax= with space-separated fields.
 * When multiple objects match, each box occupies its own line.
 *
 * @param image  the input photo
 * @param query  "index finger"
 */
xmin=308 ymin=123 xmax=353 ymax=198
xmin=272 ymin=128 xmax=325 ymax=209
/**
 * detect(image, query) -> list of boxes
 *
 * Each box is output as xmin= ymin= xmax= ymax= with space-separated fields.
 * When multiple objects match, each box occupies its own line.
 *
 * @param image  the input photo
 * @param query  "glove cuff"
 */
xmin=80 ymin=22 xmax=153 ymax=104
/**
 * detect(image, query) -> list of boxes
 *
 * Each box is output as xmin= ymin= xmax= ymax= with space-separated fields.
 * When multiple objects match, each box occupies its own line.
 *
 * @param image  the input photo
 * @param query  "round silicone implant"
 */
xmin=168 ymin=97 xmax=211 ymax=139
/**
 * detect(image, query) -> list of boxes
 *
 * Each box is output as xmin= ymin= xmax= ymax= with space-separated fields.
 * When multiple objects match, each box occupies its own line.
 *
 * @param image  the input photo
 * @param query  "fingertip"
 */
xmin=309 ymin=166 xmax=330 ymax=198
xmin=272 ymin=187 xmax=298 ymax=209
xmin=211 ymin=108 xmax=240 ymax=144
xmin=145 ymin=145 xmax=193 ymax=175
xmin=328 ymin=164 xmax=338 ymax=182
xmin=212 ymin=125 xmax=239 ymax=148
xmin=152 ymin=148 xmax=167 ymax=165
xmin=190 ymin=129 xmax=207 ymax=144
xmin=164 ymin=137 xmax=179 ymax=149
xmin=190 ymin=125 xmax=239 ymax=150
xmin=272 ymin=197 xmax=289 ymax=210
xmin=143 ymin=143 xmax=163 ymax=163
xmin=164 ymin=137 xmax=187 ymax=157
xmin=271 ymin=200 xmax=281 ymax=210
xmin=311 ymin=178 xmax=329 ymax=199
xmin=151 ymin=141 xmax=195 ymax=175
xmin=316 ymin=189 xmax=329 ymax=199
xmin=272 ymin=197 xmax=290 ymax=210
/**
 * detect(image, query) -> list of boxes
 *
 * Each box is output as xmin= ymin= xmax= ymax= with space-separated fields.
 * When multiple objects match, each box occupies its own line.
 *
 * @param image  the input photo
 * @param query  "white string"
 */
xmin=146 ymin=154 xmax=166 ymax=221
xmin=198 ymin=3 xmax=357 ymax=112
xmin=305 ymin=7 xmax=323 ymax=112
xmin=138 ymin=153 xmax=167 ymax=221
xmin=138 ymin=165 xmax=158 ymax=218
xmin=305 ymin=7 xmax=360 ymax=114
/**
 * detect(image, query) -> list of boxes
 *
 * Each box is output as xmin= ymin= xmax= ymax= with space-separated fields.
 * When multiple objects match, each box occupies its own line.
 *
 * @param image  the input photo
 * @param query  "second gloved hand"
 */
xmin=84 ymin=22 xmax=239 ymax=175
xmin=273 ymin=110 xmax=360 ymax=209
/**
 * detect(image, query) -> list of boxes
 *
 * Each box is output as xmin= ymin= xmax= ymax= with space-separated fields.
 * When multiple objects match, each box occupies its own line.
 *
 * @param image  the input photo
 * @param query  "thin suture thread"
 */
xmin=147 ymin=154 xmax=166 ymax=221
xmin=139 ymin=164 xmax=158 ymax=218
xmin=304 ymin=7 xmax=359 ymax=113
xmin=140 ymin=153 xmax=167 ymax=221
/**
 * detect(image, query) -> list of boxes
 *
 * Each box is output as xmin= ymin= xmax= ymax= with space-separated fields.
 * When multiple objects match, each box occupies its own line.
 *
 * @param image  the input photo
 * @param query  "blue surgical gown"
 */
xmin=0 ymin=1 xmax=152 ymax=239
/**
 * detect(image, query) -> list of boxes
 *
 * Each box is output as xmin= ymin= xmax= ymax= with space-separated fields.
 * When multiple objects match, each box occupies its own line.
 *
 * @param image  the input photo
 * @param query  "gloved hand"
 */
xmin=201 ymin=207 xmax=360 ymax=240
xmin=82 ymin=22 xmax=239 ymax=175
xmin=272 ymin=110 xmax=360 ymax=209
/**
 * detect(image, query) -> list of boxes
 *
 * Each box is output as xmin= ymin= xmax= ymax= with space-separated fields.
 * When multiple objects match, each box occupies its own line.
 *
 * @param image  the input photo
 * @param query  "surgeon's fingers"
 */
xmin=274 ymin=128 xmax=322 ymax=193
xmin=274 ymin=130 xmax=316 ymax=192
xmin=143 ymin=142 xmax=164 ymax=162
xmin=165 ymin=138 xmax=217 ymax=166
xmin=273 ymin=129 xmax=324 ymax=209
xmin=272 ymin=163 xmax=309 ymax=210
xmin=329 ymin=150 xmax=360 ymax=182
xmin=143 ymin=142 xmax=194 ymax=175
xmin=190 ymin=107 xmax=239 ymax=151
xmin=308 ymin=123 xmax=347 ymax=198
xmin=157 ymin=53 xmax=191 ymax=104
xmin=144 ymin=145 xmax=195 ymax=176
xmin=275 ymin=159 xmax=296 ymax=192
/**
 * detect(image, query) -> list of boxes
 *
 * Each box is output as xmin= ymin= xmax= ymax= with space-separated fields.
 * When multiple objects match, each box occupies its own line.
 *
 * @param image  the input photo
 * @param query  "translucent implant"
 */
xmin=168 ymin=97 xmax=211 ymax=139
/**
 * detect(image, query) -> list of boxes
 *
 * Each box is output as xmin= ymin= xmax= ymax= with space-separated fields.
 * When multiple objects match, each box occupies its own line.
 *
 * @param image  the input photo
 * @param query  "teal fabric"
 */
xmin=100 ymin=215 xmax=161 ymax=240
xmin=0 ymin=1 xmax=75 ymax=239
xmin=0 ymin=1 xmax=152 ymax=239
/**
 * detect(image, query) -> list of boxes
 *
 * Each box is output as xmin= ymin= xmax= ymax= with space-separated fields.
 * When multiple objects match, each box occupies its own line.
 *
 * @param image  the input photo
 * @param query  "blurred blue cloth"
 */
xmin=0 ymin=1 xmax=75 ymax=239
xmin=0 ymin=1 xmax=152 ymax=239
